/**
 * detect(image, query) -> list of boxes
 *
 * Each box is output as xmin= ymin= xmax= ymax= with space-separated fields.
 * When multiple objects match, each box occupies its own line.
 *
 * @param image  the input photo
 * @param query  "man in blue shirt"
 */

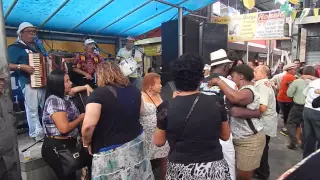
xmin=8 ymin=22 xmax=45 ymax=141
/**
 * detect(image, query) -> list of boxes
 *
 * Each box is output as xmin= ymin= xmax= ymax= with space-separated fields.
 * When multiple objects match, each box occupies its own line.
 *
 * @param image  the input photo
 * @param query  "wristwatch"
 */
xmin=17 ymin=64 xmax=21 ymax=70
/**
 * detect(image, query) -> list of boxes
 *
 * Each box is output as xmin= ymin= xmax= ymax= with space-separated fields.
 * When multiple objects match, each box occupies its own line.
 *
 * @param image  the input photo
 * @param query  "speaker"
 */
xmin=161 ymin=17 xmax=199 ymax=84
xmin=199 ymin=23 xmax=228 ymax=64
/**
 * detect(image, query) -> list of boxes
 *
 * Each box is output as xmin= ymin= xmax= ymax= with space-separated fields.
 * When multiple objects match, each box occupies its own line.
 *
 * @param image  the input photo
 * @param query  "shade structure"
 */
xmin=2 ymin=0 xmax=215 ymax=37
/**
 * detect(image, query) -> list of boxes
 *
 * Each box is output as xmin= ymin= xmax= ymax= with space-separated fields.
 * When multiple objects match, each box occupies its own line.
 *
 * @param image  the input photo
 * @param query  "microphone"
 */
xmin=33 ymin=36 xmax=48 ymax=57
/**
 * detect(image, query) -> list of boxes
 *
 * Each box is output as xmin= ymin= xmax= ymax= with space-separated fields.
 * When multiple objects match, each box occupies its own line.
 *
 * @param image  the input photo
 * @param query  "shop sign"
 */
xmin=212 ymin=10 xmax=290 ymax=42
xmin=143 ymin=44 xmax=161 ymax=56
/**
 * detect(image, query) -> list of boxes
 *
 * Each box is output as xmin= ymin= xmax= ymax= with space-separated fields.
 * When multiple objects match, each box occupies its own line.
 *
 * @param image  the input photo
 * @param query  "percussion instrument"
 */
xmin=118 ymin=57 xmax=139 ymax=77
xmin=29 ymin=53 xmax=47 ymax=88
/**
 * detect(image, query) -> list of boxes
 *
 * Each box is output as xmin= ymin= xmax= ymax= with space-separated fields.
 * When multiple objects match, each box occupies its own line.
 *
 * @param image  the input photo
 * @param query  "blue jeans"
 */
xmin=303 ymin=107 xmax=320 ymax=158
xmin=21 ymin=84 xmax=45 ymax=139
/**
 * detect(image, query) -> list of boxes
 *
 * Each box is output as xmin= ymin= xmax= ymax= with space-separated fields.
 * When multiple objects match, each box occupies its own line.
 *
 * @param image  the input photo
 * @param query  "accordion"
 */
xmin=28 ymin=53 xmax=47 ymax=88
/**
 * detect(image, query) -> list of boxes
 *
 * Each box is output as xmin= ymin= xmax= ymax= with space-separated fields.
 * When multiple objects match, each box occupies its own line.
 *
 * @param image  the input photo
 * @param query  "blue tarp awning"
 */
xmin=2 ymin=0 xmax=215 ymax=37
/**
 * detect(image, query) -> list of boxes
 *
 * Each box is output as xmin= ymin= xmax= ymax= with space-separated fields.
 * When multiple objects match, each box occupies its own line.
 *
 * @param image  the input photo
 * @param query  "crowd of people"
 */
xmin=1 ymin=21 xmax=320 ymax=180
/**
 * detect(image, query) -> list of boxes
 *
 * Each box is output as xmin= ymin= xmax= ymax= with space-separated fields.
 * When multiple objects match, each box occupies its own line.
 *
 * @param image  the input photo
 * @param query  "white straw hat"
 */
xmin=210 ymin=49 xmax=232 ymax=67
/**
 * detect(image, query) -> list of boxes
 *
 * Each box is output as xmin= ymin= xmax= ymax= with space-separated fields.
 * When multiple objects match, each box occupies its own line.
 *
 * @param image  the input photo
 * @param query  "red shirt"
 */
xmin=277 ymin=72 xmax=296 ymax=102
xmin=73 ymin=52 xmax=103 ymax=75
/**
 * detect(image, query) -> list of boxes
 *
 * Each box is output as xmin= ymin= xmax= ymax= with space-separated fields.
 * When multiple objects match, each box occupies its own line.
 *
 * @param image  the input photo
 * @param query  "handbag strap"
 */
xmin=171 ymin=94 xmax=200 ymax=150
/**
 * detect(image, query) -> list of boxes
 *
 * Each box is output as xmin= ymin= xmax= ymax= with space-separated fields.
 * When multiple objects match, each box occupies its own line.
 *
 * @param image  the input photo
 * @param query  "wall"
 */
xmin=6 ymin=37 xmax=116 ymax=58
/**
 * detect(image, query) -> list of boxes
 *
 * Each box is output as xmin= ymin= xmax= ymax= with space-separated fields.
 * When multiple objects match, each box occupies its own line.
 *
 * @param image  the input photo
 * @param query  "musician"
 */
xmin=7 ymin=22 xmax=45 ymax=141
xmin=116 ymin=37 xmax=143 ymax=87
xmin=72 ymin=38 xmax=103 ymax=88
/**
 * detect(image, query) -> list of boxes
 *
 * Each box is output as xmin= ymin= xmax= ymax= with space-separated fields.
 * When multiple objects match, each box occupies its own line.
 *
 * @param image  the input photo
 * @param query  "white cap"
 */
xmin=17 ymin=22 xmax=36 ymax=34
xmin=126 ymin=36 xmax=135 ymax=41
xmin=203 ymin=64 xmax=211 ymax=71
xmin=210 ymin=49 xmax=232 ymax=67
xmin=283 ymin=63 xmax=296 ymax=71
xmin=84 ymin=38 xmax=96 ymax=45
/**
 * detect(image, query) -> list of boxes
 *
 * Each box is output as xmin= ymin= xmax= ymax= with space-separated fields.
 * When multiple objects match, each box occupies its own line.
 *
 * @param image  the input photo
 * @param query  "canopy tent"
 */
xmin=2 ymin=0 xmax=215 ymax=37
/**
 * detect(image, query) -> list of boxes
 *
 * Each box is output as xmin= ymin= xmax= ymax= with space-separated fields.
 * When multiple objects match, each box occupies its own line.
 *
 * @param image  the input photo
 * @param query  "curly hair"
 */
xmin=96 ymin=61 xmax=129 ymax=87
xmin=172 ymin=53 xmax=204 ymax=91
xmin=142 ymin=73 xmax=161 ymax=91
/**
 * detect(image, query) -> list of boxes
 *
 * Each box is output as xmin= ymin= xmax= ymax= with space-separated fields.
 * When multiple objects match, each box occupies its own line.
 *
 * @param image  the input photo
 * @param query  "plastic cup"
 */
xmin=23 ymin=151 xmax=31 ymax=161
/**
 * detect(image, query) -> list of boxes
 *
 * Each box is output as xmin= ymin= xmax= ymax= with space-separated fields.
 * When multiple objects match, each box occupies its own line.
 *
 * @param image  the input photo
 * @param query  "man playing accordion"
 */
xmin=8 ymin=22 xmax=45 ymax=141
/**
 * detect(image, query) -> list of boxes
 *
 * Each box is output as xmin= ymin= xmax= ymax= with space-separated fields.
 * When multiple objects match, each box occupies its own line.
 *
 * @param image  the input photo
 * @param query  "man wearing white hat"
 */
xmin=8 ymin=22 xmax=45 ymax=141
xmin=200 ymin=49 xmax=237 ymax=180
xmin=116 ymin=37 xmax=143 ymax=88
xmin=200 ymin=49 xmax=264 ymax=180
xmin=72 ymin=38 xmax=103 ymax=88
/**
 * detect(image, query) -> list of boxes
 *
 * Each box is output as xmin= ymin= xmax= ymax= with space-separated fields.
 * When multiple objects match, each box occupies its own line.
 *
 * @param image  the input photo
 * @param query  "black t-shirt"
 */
xmin=87 ymin=85 xmax=142 ymax=154
xmin=159 ymin=93 xmax=227 ymax=164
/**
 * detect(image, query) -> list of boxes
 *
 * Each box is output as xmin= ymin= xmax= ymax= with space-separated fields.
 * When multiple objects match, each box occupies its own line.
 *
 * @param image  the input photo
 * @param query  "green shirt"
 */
xmin=286 ymin=79 xmax=310 ymax=105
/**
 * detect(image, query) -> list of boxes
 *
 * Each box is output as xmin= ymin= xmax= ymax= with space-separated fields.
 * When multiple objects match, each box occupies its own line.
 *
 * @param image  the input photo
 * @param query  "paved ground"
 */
xmin=18 ymin=116 xmax=303 ymax=180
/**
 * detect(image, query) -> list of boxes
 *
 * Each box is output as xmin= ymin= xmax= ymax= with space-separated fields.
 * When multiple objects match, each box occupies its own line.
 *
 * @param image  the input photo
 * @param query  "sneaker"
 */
xmin=280 ymin=128 xmax=288 ymax=136
xmin=287 ymin=144 xmax=297 ymax=150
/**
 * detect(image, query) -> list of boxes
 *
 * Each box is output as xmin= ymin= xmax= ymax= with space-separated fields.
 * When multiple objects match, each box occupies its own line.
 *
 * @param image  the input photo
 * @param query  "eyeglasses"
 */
xmin=23 ymin=30 xmax=36 ymax=34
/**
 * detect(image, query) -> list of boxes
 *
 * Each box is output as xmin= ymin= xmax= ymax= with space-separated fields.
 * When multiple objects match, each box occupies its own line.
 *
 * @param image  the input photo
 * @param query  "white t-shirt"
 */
xmin=304 ymin=79 xmax=320 ymax=111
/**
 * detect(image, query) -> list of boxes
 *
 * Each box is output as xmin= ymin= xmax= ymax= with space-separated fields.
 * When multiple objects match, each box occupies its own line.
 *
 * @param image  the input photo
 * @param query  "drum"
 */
xmin=118 ymin=57 xmax=139 ymax=77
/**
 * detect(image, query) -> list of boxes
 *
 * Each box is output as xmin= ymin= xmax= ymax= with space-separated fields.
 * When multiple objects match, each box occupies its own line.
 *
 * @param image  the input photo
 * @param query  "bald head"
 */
xmin=254 ymin=65 xmax=270 ymax=80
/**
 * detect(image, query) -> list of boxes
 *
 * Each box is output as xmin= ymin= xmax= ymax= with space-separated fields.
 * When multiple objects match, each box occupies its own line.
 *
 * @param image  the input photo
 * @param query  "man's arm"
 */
xmin=8 ymin=46 xmax=34 ymax=74
xmin=287 ymin=80 xmax=297 ymax=98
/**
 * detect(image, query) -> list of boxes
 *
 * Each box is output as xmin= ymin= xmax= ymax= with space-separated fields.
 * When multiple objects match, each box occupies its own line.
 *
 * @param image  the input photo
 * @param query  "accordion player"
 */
xmin=28 ymin=53 xmax=47 ymax=88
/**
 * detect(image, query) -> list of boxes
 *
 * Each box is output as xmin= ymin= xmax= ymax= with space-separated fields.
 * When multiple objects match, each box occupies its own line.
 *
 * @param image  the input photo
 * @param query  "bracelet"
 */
xmin=17 ymin=64 xmax=21 ymax=70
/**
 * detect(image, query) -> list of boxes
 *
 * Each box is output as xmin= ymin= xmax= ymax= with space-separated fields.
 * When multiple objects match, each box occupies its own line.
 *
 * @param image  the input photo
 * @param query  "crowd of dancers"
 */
xmin=1 ymin=21 xmax=320 ymax=180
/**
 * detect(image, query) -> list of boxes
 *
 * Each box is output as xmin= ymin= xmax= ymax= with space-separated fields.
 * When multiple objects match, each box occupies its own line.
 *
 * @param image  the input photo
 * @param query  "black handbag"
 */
xmin=44 ymin=124 xmax=89 ymax=176
xmin=53 ymin=145 xmax=89 ymax=176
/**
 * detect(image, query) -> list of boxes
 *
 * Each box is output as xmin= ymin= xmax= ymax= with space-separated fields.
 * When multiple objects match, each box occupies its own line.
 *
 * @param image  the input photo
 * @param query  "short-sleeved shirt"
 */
xmin=230 ymin=85 xmax=263 ymax=139
xmin=116 ymin=47 xmax=142 ymax=78
xmin=287 ymin=79 xmax=311 ymax=105
xmin=304 ymin=79 xmax=320 ymax=111
xmin=277 ymin=72 xmax=296 ymax=102
xmin=255 ymin=79 xmax=278 ymax=137
xmin=42 ymin=95 xmax=80 ymax=137
xmin=72 ymin=52 xmax=103 ymax=76
xmin=159 ymin=93 xmax=227 ymax=164
xmin=87 ymin=85 xmax=143 ymax=154
xmin=7 ymin=42 xmax=41 ymax=89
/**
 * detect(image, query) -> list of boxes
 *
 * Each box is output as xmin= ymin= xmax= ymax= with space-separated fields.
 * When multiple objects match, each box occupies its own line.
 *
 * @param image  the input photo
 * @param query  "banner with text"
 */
xmin=212 ymin=10 xmax=287 ymax=42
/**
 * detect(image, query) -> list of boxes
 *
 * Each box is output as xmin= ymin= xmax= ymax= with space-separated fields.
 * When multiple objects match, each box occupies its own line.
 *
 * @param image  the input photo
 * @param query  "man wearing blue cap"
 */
xmin=7 ymin=22 xmax=45 ymax=141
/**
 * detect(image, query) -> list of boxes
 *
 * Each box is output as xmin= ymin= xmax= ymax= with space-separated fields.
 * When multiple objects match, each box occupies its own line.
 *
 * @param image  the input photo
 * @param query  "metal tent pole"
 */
xmin=0 ymin=0 xmax=11 ymax=95
xmin=178 ymin=7 xmax=183 ymax=56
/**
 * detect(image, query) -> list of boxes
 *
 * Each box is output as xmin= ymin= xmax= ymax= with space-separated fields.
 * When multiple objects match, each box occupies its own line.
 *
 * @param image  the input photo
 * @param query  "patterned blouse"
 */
xmin=73 ymin=52 xmax=104 ymax=75
xmin=230 ymin=85 xmax=263 ymax=139
xmin=42 ymin=95 xmax=80 ymax=138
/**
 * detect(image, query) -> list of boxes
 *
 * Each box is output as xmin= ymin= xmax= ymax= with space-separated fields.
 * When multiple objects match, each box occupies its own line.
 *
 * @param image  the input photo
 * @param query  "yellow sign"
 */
xmin=143 ymin=44 xmax=161 ymax=56
xmin=212 ymin=10 xmax=286 ymax=42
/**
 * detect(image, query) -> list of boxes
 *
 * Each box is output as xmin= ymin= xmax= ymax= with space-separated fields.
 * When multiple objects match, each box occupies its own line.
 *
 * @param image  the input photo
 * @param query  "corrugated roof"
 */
xmin=2 ymin=0 xmax=215 ymax=37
